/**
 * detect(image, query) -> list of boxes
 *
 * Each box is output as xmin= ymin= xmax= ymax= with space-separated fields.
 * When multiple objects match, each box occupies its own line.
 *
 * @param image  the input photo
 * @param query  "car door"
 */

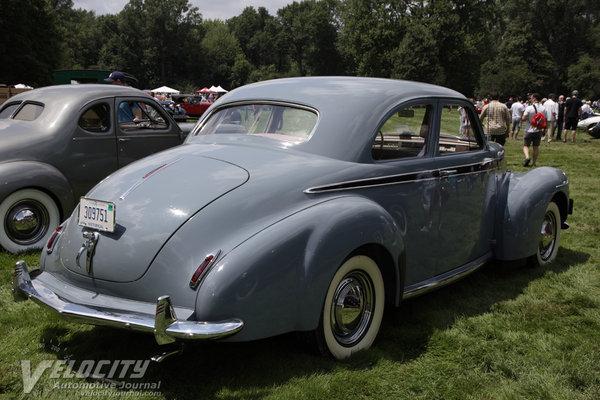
xmin=370 ymin=101 xmax=444 ymax=285
xmin=67 ymin=100 xmax=119 ymax=197
xmin=430 ymin=99 xmax=496 ymax=275
xmin=114 ymin=97 xmax=184 ymax=167
xmin=370 ymin=100 xmax=495 ymax=286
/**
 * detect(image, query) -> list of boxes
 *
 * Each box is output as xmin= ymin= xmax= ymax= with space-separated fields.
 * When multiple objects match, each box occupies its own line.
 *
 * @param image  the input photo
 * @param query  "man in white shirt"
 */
xmin=510 ymin=97 xmax=525 ymax=140
xmin=522 ymin=93 xmax=547 ymax=167
xmin=543 ymin=94 xmax=558 ymax=142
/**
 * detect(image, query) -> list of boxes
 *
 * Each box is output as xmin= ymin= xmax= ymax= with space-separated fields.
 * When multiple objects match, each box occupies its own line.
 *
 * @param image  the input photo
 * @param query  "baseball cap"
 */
xmin=572 ymin=90 xmax=579 ymax=96
xmin=105 ymin=71 xmax=125 ymax=83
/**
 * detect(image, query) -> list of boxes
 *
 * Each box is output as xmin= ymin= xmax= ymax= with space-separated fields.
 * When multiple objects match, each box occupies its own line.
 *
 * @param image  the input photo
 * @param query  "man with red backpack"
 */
xmin=521 ymin=92 xmax=547 ymax=167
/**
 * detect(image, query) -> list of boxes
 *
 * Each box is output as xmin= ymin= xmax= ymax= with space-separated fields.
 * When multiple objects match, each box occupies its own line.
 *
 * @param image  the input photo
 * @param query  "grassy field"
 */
xmin=1 ymin=131 xmax=599 ymax=399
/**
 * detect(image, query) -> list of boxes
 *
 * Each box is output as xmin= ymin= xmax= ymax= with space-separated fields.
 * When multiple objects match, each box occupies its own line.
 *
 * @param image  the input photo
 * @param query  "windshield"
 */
xmin=194 ymin=103 xmax=318 ymax=144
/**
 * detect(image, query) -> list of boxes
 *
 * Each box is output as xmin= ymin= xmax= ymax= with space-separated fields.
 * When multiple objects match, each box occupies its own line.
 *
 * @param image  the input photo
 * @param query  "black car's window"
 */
xmin=0 ymin=102 xmax=20 ymax=119
xmin=194 ymin=104 xmax=317 ymax=144
xmin=118 ymin=100 xmax=168 ymax=132
xmin=372 ymin=103 xmax=432 ymax=160
xmin=438 ymin=102 xmax=483 ymax=154
xmin=13 ymin=103 xmax=44 ymax=121
xmin=79 ymin=103 xmax=110 ymax=133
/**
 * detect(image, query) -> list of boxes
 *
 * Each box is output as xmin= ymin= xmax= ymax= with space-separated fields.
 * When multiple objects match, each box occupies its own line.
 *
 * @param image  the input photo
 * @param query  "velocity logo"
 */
xmin=21 ymin=359 xmax=151 ymax=393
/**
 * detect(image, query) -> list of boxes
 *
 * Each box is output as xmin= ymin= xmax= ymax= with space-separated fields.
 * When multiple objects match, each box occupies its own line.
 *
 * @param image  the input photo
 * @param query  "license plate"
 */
xmin=78 ymin=198 xmax=116 ymax=232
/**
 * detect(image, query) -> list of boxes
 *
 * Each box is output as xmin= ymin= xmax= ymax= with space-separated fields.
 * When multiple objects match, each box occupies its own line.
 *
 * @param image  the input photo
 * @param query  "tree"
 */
xmin=567 ymin=55 xmax=600 ymax=100
xmin=337 ymin=0 xmax=408 ymax=76
xmin=277 ymin=0 xmax=343 ymax=76
xmin=200 ymin=20 xmax=243 ymax=88
xmin=98 ymin=0 xmax=204 ymax=89
xmin=0 ymin=0 xmax=62 ymax=86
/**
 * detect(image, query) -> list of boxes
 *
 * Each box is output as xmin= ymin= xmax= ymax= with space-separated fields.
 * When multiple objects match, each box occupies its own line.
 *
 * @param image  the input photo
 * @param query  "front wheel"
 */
xmin=0 ymin=189 xmax=60 ymax=253
xmin=535 ymin=201 xmax=561 ymax=266
xmin=317 ymin=255 xmax=385 ymax=359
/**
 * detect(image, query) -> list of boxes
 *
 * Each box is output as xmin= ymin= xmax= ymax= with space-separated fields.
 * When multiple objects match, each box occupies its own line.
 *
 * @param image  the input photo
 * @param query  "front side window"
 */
xmin=372 ymin=103 xmax=433 ymax=160
xmin=195 ymin=104 xmax=318 ymax=144
xmin=79 ymin=103 xmax=110 ymax=133
xmin=118 ymin=100 xmax=167 ymax=131
xmin=438 ymin=103 xmax=483 ymax=154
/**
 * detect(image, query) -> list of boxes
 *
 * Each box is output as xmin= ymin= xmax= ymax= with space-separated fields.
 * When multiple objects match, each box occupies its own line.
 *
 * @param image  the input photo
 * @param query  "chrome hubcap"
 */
xmin=4 ymin=200 xmax=49 ymax=245
xmin=539 ymin=210 xmax=557 ymax=261
xmin=330 ymin=270 xmax=375 ymax=346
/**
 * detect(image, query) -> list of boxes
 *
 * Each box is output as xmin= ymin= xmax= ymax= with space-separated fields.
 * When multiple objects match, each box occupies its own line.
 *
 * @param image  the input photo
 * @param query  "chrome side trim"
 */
xmin=305 ymin=158 xmax=499 ymax=194
xmin=13 ymin=261 xmax=243 ymax=343
xmin=402 ymin=253 xmax=492 ymax=300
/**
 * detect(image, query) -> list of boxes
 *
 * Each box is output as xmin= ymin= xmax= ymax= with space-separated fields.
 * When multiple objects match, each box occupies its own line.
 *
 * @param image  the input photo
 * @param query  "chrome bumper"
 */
xmin=13 ymin=261 xmax=243 ymax=345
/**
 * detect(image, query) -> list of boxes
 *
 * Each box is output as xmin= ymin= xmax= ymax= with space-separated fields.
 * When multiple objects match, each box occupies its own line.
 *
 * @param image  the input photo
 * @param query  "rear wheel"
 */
xmin=0 ymin=189 xmax=60 ymax=253
xmin=535 ymin=201 xmax=561 ymax=266
xmin=317 ymin=255 xmax=385 ymax=359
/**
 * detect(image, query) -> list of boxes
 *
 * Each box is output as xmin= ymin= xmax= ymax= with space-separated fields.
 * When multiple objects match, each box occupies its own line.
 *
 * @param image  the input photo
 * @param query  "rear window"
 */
xmin=194 ymin=103 xmax=318 ymax=144
xmin=13 ymin=103 xmax=44 ymax=121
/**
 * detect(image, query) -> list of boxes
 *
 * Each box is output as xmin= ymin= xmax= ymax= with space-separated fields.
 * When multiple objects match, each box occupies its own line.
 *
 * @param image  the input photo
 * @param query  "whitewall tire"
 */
xmin=0 ymin=189 xmax=60 ymax=253
xmin=536 ymin=201 xmax=561 ymax=266
xmin=319 ymin=255 xmax=385 ymax=359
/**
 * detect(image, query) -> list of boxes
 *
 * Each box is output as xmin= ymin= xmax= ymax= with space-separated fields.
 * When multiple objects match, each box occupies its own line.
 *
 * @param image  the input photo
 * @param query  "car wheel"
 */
xmin=535 ymin=201 xmax=561 ymax=266
xmin=317 ymin=255 xmax=385 ymax=359
xmin=588 ymin=123 xmax=600 ymax=139
xmin=0 ymin=189 xmax=60 ymax=253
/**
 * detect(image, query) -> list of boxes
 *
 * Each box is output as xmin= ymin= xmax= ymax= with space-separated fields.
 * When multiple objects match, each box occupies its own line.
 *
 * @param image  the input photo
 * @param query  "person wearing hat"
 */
xmin=564 ymin=90 xmax=582 ymax=143
xmin=104 ymin=71 xmax=142 ymax=122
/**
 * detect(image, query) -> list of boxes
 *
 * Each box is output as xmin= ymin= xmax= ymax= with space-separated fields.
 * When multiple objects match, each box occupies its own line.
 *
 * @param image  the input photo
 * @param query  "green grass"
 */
xmin=1 ymin=133 xmax=599 ymax=399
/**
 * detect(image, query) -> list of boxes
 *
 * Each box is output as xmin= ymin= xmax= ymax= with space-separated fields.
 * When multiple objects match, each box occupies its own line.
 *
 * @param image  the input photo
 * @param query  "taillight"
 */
xmin=46 ymin=224 xmax=64 ymax=254
xmin=189 ymin=251 xmax=221 ymax=290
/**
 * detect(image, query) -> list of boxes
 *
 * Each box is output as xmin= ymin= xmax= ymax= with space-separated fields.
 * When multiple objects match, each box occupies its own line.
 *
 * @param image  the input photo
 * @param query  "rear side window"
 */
xmin=13 ymin=103 xmax=44 ymax=121
xmin=79 ymin=103 xmax=110 ymax=132
xmin=0 ymin=102 xmax=20 ymax=119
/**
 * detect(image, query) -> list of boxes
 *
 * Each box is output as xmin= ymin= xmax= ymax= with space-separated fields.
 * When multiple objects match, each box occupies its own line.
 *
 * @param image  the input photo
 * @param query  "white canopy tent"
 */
xmin=152 ymin=86 xmax=180 ymax=94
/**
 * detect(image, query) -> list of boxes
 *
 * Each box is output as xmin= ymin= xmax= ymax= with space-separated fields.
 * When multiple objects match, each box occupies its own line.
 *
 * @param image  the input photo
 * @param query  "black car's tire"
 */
xmin=317 ymin=255 xmax=385 ymax=359
xmin=0 ymin=189 xmax=60 ymax=253
xmin=588 ymin=123 xmax=600 ymax=138
xmin=535 ymin=201 xmax=561 ymax=266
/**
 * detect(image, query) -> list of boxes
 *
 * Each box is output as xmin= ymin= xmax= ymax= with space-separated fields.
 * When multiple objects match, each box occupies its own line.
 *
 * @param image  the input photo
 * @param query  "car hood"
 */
xmin=57 ymin=146 xmax=249 ymax=282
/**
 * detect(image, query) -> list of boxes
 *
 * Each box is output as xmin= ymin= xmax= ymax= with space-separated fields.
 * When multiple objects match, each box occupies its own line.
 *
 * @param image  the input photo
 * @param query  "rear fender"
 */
xmin=0 ymin=161 xmax=74 ymax=219
xmin=194 ymin=196 xmax=404 ymax=342
xmin=495 ymin=167 xmax=570 ymax=261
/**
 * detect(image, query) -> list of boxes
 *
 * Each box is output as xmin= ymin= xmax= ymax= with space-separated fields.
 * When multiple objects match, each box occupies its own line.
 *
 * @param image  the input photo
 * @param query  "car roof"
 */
xmin=8 ymin=84 xmax=149 ymax=105
xmin=212 ymin=77 xmax=469 ymax=162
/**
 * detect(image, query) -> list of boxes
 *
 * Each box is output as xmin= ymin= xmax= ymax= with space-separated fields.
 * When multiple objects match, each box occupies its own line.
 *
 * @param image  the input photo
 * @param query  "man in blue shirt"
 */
xmin=105 ymin=71 xmax=142 ymax=123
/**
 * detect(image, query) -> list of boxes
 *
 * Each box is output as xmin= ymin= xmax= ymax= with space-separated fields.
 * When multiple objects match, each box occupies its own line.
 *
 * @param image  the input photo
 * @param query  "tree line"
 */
xmin=2 ymin=0 xmax=599 ymax=100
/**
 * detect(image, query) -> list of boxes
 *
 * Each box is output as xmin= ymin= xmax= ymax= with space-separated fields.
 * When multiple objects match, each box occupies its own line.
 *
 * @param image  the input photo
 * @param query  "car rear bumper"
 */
xmin=12 ymin=261 xmax=243 ymax=345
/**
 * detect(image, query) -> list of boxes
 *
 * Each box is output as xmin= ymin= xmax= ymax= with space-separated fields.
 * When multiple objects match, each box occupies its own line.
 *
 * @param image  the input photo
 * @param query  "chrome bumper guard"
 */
xmin=13 ymin=261 xmax=243 ymax=345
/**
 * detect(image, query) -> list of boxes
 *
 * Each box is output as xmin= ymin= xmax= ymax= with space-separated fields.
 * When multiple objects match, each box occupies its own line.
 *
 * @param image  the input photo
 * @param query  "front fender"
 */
xmin=0 ymin=161 xmax=74 ymax=218
xmin=194 ymin=195 xmax=404 ymax=342
xmin=495 ymin=167 xmax=570 ymax=260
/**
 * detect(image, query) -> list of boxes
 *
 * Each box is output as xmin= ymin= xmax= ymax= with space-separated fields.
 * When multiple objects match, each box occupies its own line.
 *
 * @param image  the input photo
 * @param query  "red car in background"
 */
xmin=171 ymin=94 xmax=211 ymax=118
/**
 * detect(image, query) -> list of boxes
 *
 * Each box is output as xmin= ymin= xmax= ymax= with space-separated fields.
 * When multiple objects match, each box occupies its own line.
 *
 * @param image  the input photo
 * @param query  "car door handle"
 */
xmin=439 ymin=169 xmax=457 ymax=177
xmin=118 ymin=138 xmax=130 ymax=142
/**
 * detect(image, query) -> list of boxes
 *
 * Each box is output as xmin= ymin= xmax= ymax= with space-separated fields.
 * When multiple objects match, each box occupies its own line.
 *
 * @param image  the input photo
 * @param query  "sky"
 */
xmin=71 ymin=0 xmax=292 ymax=20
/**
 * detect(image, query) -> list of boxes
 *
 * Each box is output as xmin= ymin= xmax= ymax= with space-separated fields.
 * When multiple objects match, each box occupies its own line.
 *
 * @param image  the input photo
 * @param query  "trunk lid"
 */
xmin=58 ymin=150 xmax=249 ymax=282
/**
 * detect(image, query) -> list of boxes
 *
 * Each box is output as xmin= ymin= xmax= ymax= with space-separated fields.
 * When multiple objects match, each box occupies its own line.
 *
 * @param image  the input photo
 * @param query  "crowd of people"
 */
xmin=478 ymin=90 xmax=596 ymax=168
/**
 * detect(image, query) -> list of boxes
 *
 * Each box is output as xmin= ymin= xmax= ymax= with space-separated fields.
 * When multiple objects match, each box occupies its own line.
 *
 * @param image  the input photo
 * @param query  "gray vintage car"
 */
xmin=13 ymin=77 xmax=573 ymax=360
xmin=0 ymin=84 xmax=188 ymax=253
